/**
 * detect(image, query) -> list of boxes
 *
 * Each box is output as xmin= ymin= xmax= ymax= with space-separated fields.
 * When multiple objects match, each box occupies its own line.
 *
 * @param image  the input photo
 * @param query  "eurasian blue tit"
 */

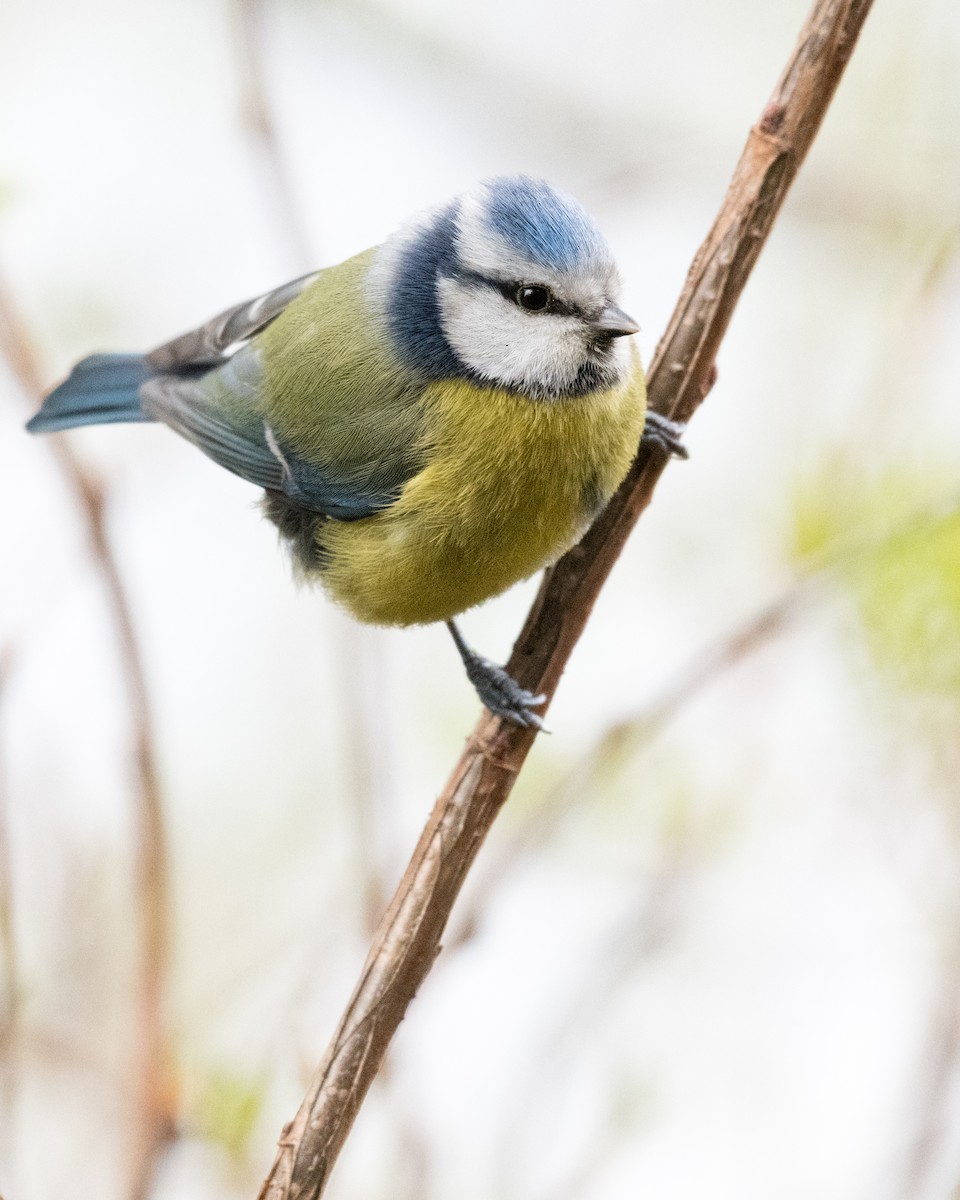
xmin=27 ymin=176 xmax=684 ymax=726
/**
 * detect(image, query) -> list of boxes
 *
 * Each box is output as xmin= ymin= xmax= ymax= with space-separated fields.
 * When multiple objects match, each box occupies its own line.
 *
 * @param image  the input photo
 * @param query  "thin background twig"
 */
xmin=0 ymin=275 xmax=175 ymax=1200
xmin=233 ymin=0 xmax=316 ymax=272
xmin=230 ymin=5 xmax=426 ymax=1193
xmin=257 ymin=1 xmax=877 ymax=1196
xmin=452 ymin=487 xmax=960 ymax=939
xmin=0 ymin=644 xmax=18 ymax=1192
xmin=898 ymin=935 xmax=960 ymax=1199
xmin=231 ymin=0 xmax=395 ymax=940
xmin=448 ymin=580 xmax=808 ymax=951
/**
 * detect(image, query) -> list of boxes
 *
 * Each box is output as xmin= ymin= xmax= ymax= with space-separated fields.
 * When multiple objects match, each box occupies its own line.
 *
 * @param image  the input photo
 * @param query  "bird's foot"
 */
xmin=447 ymin=621 xmax=547 ymax=729
xmin=464 ymin=653 xmax=547 ymax=729
xmin=642 ymin=411 xmax=688 ymax=459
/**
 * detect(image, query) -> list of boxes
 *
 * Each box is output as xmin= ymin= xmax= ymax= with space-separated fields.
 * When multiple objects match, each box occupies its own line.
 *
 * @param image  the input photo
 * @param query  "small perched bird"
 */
xmin=27 ymin=176 xmax=683 ymax=727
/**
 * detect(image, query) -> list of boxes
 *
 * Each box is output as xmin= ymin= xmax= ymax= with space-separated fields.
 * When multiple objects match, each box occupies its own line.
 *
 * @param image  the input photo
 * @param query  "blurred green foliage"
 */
xmin=193 ymin=1066 xmax=265 ymax=1160
xmin=858 ymin=507 xmax=960 ymax=696
xmin=793 ymin=465 xmax=960 ymax=697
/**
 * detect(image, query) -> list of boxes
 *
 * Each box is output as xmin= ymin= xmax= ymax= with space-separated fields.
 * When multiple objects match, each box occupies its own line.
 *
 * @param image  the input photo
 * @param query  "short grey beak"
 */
xmin=592 ymin=303 xmax=640 ymax=338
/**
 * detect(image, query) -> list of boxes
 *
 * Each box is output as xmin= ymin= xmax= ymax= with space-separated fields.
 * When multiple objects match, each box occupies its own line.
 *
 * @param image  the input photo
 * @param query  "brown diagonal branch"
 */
xmin=0 ymin=281 xmax=175 ymax=1199
xmin=258 ymin=1 xmax=875 ymax=1195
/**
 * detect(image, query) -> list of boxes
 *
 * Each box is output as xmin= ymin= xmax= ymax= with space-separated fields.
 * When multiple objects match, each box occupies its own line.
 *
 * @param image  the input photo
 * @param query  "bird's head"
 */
xmin=369 ymin=176 xmax=638 ymax=400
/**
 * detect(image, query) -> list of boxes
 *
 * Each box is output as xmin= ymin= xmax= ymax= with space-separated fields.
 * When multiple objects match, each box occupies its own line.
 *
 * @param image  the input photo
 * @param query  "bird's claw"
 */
xmin=463 ymin=654 xmax=547 ymax=729
xmin=642 ymin=411 xmax=688 ymax=459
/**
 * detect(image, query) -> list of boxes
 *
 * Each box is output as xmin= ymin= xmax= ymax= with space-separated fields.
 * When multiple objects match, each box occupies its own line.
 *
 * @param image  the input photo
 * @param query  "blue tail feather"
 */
xmin=26 ymin=353 xmax=156 ymax=434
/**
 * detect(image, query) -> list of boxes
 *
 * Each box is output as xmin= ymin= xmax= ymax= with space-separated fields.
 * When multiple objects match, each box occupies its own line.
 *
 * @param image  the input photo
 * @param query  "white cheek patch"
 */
xmin=437 ymin=276 xmax=589 ymax=396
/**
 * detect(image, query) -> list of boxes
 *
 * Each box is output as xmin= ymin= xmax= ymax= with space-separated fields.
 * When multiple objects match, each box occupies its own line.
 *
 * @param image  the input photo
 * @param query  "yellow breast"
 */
xmin=318 ymin=354 xmax=646 ymax=626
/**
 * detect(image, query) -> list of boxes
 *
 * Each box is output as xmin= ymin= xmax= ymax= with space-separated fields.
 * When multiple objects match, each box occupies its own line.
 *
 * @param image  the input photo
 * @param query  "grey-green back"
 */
xmin=140 ymin=250 xmax=428 ymax=521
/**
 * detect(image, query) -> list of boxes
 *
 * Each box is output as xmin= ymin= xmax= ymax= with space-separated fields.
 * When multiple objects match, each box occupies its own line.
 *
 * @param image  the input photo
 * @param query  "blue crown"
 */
xmin=483 ymin=176 xmax=608 ymax=273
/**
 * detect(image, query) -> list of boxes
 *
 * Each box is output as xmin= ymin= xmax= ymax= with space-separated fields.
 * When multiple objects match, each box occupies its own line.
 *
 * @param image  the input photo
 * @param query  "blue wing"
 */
xmin=141 ymin=344 xmax=404 ymax=522
xmin=30 ymin=271 xmax=406 ymax=522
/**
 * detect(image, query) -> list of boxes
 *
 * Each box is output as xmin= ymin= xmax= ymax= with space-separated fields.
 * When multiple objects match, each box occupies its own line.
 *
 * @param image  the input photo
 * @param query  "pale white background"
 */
xmin=2 ymin=1 xmax=960 ymax=1197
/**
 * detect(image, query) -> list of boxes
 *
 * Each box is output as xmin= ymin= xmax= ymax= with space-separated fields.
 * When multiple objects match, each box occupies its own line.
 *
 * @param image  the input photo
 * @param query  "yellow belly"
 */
xmin=318 ymin=364 xmax=646 ymax=626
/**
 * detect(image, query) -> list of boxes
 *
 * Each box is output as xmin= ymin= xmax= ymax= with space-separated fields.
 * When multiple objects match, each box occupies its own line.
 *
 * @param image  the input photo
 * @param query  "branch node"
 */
xmin=759 ymin=99 xmax=787 ymax=134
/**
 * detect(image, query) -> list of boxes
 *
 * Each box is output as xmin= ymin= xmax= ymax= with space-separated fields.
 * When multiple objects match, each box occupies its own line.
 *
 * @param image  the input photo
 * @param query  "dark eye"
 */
xmin=515 ymin=284 xmax=551 ymax=312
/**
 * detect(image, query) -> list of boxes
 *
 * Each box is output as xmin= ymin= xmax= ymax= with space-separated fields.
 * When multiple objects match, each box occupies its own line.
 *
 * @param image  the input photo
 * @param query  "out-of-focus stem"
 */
xmin=229 ymin=7 xmax=426 ymax=1192
xmin=230 ymin=0 xmax=393 ymax=942
xmin=330 ymin=619 xmax=390 ymax=934
xmin=232 ymin=0 xmax=315 ymax=271
xmin=0 ymin=646 xmax=18 ymax=1187
xmin=0 ymin=276 xmax=175 ymax=1200
xmin=449 ymin=582 xmax=808 ymax=950
xmin=897 ymin=936 xmax=960 ymax=1198
xmin=453 ymin=486 xmax=960 ymax=948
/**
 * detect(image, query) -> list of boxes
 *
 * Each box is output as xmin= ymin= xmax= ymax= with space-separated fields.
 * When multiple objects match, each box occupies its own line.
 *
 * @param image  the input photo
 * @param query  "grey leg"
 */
xmin=447 ymin=621 xmax=546 ymax=729
xmin=642 ymin=410 xmax=688 ymax=459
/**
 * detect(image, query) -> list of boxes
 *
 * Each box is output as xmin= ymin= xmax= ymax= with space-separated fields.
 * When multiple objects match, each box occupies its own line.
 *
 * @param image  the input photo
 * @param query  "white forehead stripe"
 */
xmin=455 ymin=191 xmax=552 ymax=283
xmin=455 ymin=187 xmax=621 ymax=309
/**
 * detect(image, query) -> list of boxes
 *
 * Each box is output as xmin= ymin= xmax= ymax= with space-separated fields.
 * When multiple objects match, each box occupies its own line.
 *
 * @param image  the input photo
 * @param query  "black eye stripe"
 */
xmin=448 ymin=268 xmax=581 ymax=317
xmin=507 ymin=282 xmax=577 ymax=317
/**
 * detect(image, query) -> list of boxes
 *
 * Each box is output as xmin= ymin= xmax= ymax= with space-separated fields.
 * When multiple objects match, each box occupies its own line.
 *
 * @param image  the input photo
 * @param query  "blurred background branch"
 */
xmin=450 ymin=486 xmax=960 ymax=951
xmin=229 ymin=6 xmax=425 ymax=1195
xmin=0 ymin=644 xmax=19 ymax=1188
xmin=899 ymin=935 xmax=960 ymax=1199
xmin=0 ymin=275 xmax=174 ymax=1200
xmin=232 ymin=0 xmax=315 ymax=271
xmin=230 ymin=0 xmax=396 ymax=947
